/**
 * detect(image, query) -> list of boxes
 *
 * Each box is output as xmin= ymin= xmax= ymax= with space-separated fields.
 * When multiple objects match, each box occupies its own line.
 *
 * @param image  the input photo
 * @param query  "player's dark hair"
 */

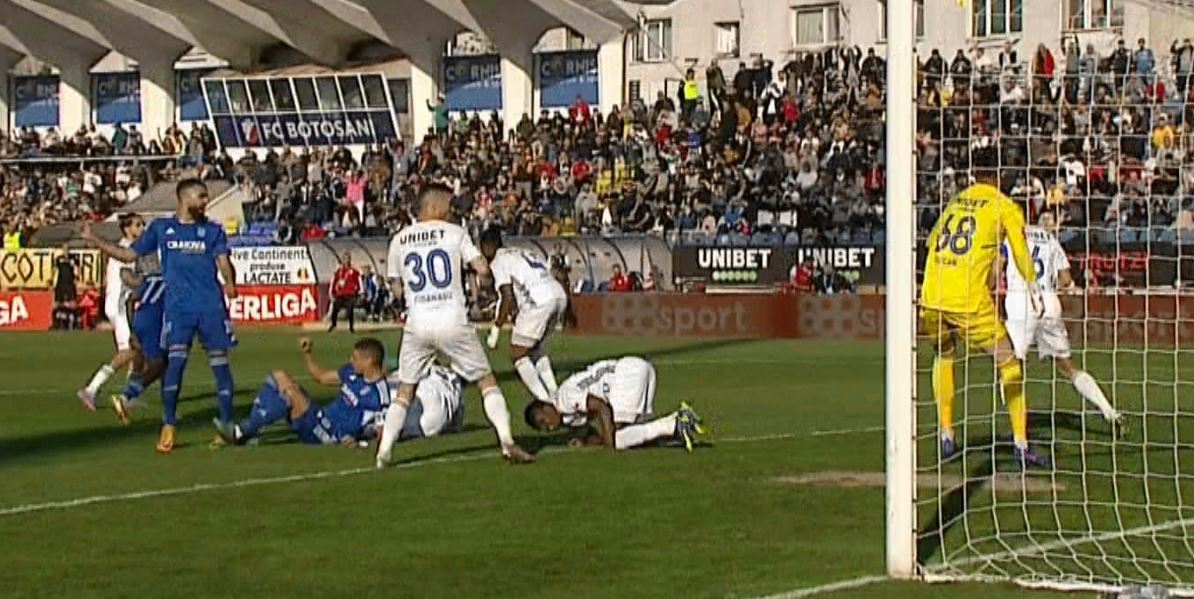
xmin=970 ymin=145 xmax=1001 ymax=183
xmin=524 ymin=400 xmax=551 ymax=430
xmin=479 ymin=226 xmax=504 ymax=249
xmin=117 ymin=212 xmax=140 ymax=233
xmin=353 ymin=337 xmax=385 ymax=367
xmin=176 ymin=178 xmax=208 ymax=198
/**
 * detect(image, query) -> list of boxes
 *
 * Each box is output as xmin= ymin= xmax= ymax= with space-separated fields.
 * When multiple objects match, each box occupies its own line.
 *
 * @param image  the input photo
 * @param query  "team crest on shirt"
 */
xmin=165 ymin=227 xmax=175 ymax=235
xmin=197 ymin=227 xmax=205 ymax=239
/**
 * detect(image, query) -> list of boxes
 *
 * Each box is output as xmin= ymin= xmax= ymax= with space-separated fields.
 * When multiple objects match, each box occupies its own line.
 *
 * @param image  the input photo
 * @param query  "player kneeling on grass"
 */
xmin=1002 ymin=212 xmax=1124 ymax=436
xmin=523 ymin=357 xmax=706 ymax=451
xmin=213 ymin=337 xmax=391 ymax=446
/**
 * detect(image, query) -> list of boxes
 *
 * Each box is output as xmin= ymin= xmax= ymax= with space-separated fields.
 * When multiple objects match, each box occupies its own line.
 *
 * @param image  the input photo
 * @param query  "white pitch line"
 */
xmin=748 ymin=574 xmax=888 ymax=598
xmin=0 ymin=427 xmax=888 ymax=519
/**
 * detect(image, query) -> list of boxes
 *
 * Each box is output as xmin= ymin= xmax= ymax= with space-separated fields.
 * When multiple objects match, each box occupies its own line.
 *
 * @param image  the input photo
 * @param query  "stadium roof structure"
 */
xmin=0 ymin=0 xmax=635 ymax=136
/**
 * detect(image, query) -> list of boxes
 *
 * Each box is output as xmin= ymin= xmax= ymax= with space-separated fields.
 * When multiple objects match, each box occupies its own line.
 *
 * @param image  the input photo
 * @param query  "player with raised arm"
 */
xmin=214 ymin=337 xmax=396 ymax=446
xmin=523 ymin=356 xmax=707 ymax=451
xmin=109 ymin=254 xmax=168 ymax=424
xmin=76 ymin=213 xmax=145 ymax=410
xmin=1003 ymin=212 xmax=1124 ymax=436
xmin=478 ymin=228 xmax=568 ymax=402
xmin=921 ymin=147 xmax=1050 ymax=469
xmin=376 ymin=184 xmax=534 ymax=467
xmin=82 ymin=179 xmax=238 ymax=453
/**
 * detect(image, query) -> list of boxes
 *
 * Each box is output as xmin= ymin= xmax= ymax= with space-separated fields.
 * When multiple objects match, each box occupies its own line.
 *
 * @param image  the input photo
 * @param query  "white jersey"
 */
xmin=1004 ymin=225 xmax=1070 ymax=293
xmin=490 ymin=248 xmax=566 ymax=307
xmin=554 ymin=357 xmax=656 ymax=426
xmin=554 ymin=359 xmax=619 ymax=427
xmin=382 ymin=365 xmax=465 ymax=439
xmin=104 ymin=238 xmax=134 ymax=318
xmin=387 ymin=221 xmax=480 ymax=328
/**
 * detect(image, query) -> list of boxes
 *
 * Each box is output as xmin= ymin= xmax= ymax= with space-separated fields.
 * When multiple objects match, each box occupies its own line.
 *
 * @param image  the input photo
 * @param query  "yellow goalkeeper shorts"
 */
xmin=920 ymin=304 xmax=1007 ymax=352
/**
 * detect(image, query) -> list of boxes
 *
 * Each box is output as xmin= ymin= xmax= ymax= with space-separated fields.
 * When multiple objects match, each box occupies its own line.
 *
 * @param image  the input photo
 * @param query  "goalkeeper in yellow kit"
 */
xmin=921 ymin=152 xmax=1049 ymax=469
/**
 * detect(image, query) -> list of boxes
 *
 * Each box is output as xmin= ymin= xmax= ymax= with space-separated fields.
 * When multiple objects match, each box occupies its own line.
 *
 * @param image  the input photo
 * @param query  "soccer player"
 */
xmin=478 ymin=228 xmax=568 ymax=402
xmin=109 ymin=254 xmax=167 ymax=425
xmin=1003 ymin=212 xmax=1124 ymax=435
xmin=523 ymin=356 xmax=707 ymax=452
xmin=921 ymin=148 xmax=1050 ymax=468
xmin=377 ymin=183 xmax=534 ymax=467
xmin=82 ymin=179 xmax=238 ymax=453
xmin=77 ymin=213 xmax=145 ymax=410
xmin=212 ymin=337 xmax=445 ymax=447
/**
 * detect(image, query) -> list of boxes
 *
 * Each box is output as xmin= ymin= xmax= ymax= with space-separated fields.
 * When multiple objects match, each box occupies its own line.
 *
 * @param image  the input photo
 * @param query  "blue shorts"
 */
xmin=164 ymin=308 xmax=237 ymax=352
xmin=132 ymin=303 xmax=165 ymax=361
xmin=291 ymin=405 xmax=339 ymax=445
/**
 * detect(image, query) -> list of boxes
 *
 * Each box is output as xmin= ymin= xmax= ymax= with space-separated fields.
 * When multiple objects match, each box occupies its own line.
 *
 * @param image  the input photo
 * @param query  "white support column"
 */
xmin=138 ymin=55 xmax=176 ymax=143
xmin=501 ymin=49 xmax=534 ymax=136
xmin=58 ymin=63 xmax=91 ymax=134
xmin=885 ymin=0 xmax=917 ymax=581
xmin=597 ymin=37 xmax=624 ymax=114
xmin=409 ymin=59 xmax=439 ymax=144
xmin=0 ymin=63 xmax=10 ymax=133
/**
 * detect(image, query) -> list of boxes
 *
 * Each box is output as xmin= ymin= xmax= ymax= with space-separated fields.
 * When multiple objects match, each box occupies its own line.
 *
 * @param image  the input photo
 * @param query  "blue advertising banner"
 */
xmin=538 ymin=50 xmax=599 ymax=108
xmin=94 ymin=72 xmax=141 ymax=124
xmin=12 ymin=75 xmax=59 ymax=127
xmin=177 ymin=69 xmax=211 ymax=121
xmin=211 ymin=110 xmax=397 ymax=148
xmin=444 ymin=55 xmax=502 ymax=112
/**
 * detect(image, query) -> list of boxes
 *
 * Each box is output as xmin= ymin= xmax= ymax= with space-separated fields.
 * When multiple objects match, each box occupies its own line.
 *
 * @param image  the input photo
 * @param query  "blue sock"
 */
xmin=210 ymin=351 xmax=235 ymax=424
xmin=238 ymin=376 xmax=288 ymax=438
xmin=161 ymin=348 xmax=189 ymax=426
xmin=121 ymin=376 xmax=145 ymax=401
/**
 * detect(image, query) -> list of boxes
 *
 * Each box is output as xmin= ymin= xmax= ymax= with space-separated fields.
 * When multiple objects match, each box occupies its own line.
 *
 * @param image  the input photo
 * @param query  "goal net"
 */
xmin=901 ymin=27 xmax=1194 ymax=597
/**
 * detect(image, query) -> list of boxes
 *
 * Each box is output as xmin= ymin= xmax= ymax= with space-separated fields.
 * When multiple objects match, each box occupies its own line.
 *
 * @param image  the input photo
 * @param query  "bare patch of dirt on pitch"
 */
xmin=773 ymin=471 xmax=1064 ymax=494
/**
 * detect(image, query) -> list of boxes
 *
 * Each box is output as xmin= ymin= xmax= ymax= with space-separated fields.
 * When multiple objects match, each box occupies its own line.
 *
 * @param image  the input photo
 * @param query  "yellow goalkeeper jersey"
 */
xmin=921 ymin=183 xmax=1035 ymax=314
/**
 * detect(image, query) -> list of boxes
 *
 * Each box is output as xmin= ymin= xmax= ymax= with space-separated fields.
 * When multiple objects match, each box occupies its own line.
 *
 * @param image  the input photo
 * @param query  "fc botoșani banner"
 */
xmin=672 ymin=246 xmax=885 ymax=286
xmin=230 ymin=246 xmax=317 ymax=286
xmin=211 ymin=110 xmax=398 ymax=149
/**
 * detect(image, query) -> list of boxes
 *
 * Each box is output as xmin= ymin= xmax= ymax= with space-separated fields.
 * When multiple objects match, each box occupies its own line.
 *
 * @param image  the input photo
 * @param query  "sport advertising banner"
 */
xmin=538 ymin=50 xmax=599 ymax=108
xmin=0 ymin=249 xmax=103 ymax=290
xmin=94 ymin=72 xmax=141 ymax=124
xmin=0 ymin=290 xmax=53 ymax=331
xmin=228 ymin=285 xmax=320 ymax=325
xmin=444 ymin=55 xmax=502 ymax=111
xmin=673 ymin=245 xmax=885 ymax=286
xmin=230 ymin=246 xmax=317 ymax=286
xmin=12 ymin=75 xmax=59 ymax=127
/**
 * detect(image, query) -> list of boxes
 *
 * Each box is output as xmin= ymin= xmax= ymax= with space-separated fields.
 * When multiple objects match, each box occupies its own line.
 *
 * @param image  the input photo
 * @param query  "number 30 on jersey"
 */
xmin=405 ymin=249 xmax=453 ymax=291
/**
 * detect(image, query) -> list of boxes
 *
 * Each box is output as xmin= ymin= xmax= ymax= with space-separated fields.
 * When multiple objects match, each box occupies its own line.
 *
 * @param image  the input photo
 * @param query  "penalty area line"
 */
xmin=748 ymin=574 xmax=888 ymax=598
xmin=0 ymin=429 xmax=853 ymax=518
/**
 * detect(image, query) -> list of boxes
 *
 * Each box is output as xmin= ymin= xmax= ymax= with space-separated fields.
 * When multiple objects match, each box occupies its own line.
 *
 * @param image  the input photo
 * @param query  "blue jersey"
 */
xmin=323 ymin=364 xmax=390 ymax=439
xmin=131 ymin=217 xmax=228 ymax=314
xmin=137 ymin=275 xmax=165 ymax=308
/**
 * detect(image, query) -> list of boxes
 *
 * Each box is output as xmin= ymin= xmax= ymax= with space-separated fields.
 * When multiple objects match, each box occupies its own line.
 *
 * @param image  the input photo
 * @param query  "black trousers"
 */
xmin=329 ymin=296 xmax=356 ymax=331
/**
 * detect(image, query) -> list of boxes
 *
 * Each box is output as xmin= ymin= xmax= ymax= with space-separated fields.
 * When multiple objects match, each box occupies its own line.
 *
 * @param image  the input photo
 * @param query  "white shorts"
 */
xmin=608 ymin=357 xmax=657 ymax=424
xmin=1005 ymin=292 xmax=1071 ymax=360
xmin=512 ymin=295 xmax=567 ymax=349
xmin=397 ymin=323 xmax=492 ymax=384
xmin=108 ymin=310 xmax=131 ymax=351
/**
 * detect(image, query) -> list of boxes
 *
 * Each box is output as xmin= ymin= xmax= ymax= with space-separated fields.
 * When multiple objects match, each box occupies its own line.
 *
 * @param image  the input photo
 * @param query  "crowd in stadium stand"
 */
xmin=3 ymin=37 xmax=1194 ymax=256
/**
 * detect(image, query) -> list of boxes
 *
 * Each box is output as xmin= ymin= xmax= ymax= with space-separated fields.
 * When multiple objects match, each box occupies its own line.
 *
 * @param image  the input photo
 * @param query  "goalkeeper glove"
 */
xmin=1027 ymin=281 xmax=1045 ymax=318
xmin=486 ymin=325 xmax=501 ymax=350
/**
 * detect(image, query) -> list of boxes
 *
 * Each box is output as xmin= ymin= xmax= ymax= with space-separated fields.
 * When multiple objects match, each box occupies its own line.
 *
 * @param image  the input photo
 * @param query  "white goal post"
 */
xmin=885 ymin=0 xmax=918 ymax=581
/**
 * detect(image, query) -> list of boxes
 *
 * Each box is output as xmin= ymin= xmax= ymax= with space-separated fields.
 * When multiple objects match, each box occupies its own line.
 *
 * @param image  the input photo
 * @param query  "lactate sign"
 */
xmin=231 ymin=246 xmax=317 ymax=286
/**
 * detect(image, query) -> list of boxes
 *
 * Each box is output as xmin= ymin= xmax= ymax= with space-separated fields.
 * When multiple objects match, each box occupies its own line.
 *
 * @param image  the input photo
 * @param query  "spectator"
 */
xmin=427 ymin=94 xmax=450 ymax=136
xmin=608 ymin=264 xmax=632 ymax=292
xmin=790 ymin=258 xmax=815 ymax=293
xmin=1136 ymin=37 xmax=1156 ymax=82
xmin=328 ymin=254 xmax=361 ymax=333
xmin=814 ymin=264 xmax=854 ymax=294
xmin=3 ymin=220 xmax=21 ymax=251
xmin=1172 ymin=38 xmax=1194 ymax=95
xmin=53 ymin=246 xmax=77 ymax=328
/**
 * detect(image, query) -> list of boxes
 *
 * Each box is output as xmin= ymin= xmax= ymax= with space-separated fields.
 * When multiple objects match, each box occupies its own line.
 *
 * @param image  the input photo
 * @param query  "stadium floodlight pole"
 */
xmin=884 ymin=0 xmax=917 ymax=580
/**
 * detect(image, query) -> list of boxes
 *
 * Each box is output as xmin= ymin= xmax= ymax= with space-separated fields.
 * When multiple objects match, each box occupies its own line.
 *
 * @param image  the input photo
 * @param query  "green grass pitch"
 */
xmin=0 ymin=329 xmax=1106 ymax=598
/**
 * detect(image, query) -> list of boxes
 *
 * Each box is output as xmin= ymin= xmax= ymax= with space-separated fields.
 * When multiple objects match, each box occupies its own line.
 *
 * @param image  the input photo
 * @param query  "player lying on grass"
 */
xmin=523 ymin=356 xmax=706 ymax=451
xmin=109 ymin=256 xmax=167 ymax=424
xmin=77 ymin=213 xmax=145 ymax=410
xmin=1001 ymin=212 xmax=1124 ymax=436
xmin=921 ymin=146 xmax=1050 ymax=469
xmin=478 ymin=228 xmax=567 ymax=403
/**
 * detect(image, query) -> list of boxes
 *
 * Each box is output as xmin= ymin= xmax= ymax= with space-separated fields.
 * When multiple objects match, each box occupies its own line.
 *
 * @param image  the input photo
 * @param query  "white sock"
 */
xmin=376 ymin=401 xmax=409 ymax=462
xmin=86 ymin=364 xmax=116 ymax=395
xmin=614 ymin=414 xmax=677 ymax=450
xmin=1072 ymin=371 xmax=1116 ymax=421
xmin=514 ymin=357 xmax=550 ymax=401
xmin=535 ymin=355 xmax=558 ymax=394
xmin=481 ymin=386 xmax=515 ymax=447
